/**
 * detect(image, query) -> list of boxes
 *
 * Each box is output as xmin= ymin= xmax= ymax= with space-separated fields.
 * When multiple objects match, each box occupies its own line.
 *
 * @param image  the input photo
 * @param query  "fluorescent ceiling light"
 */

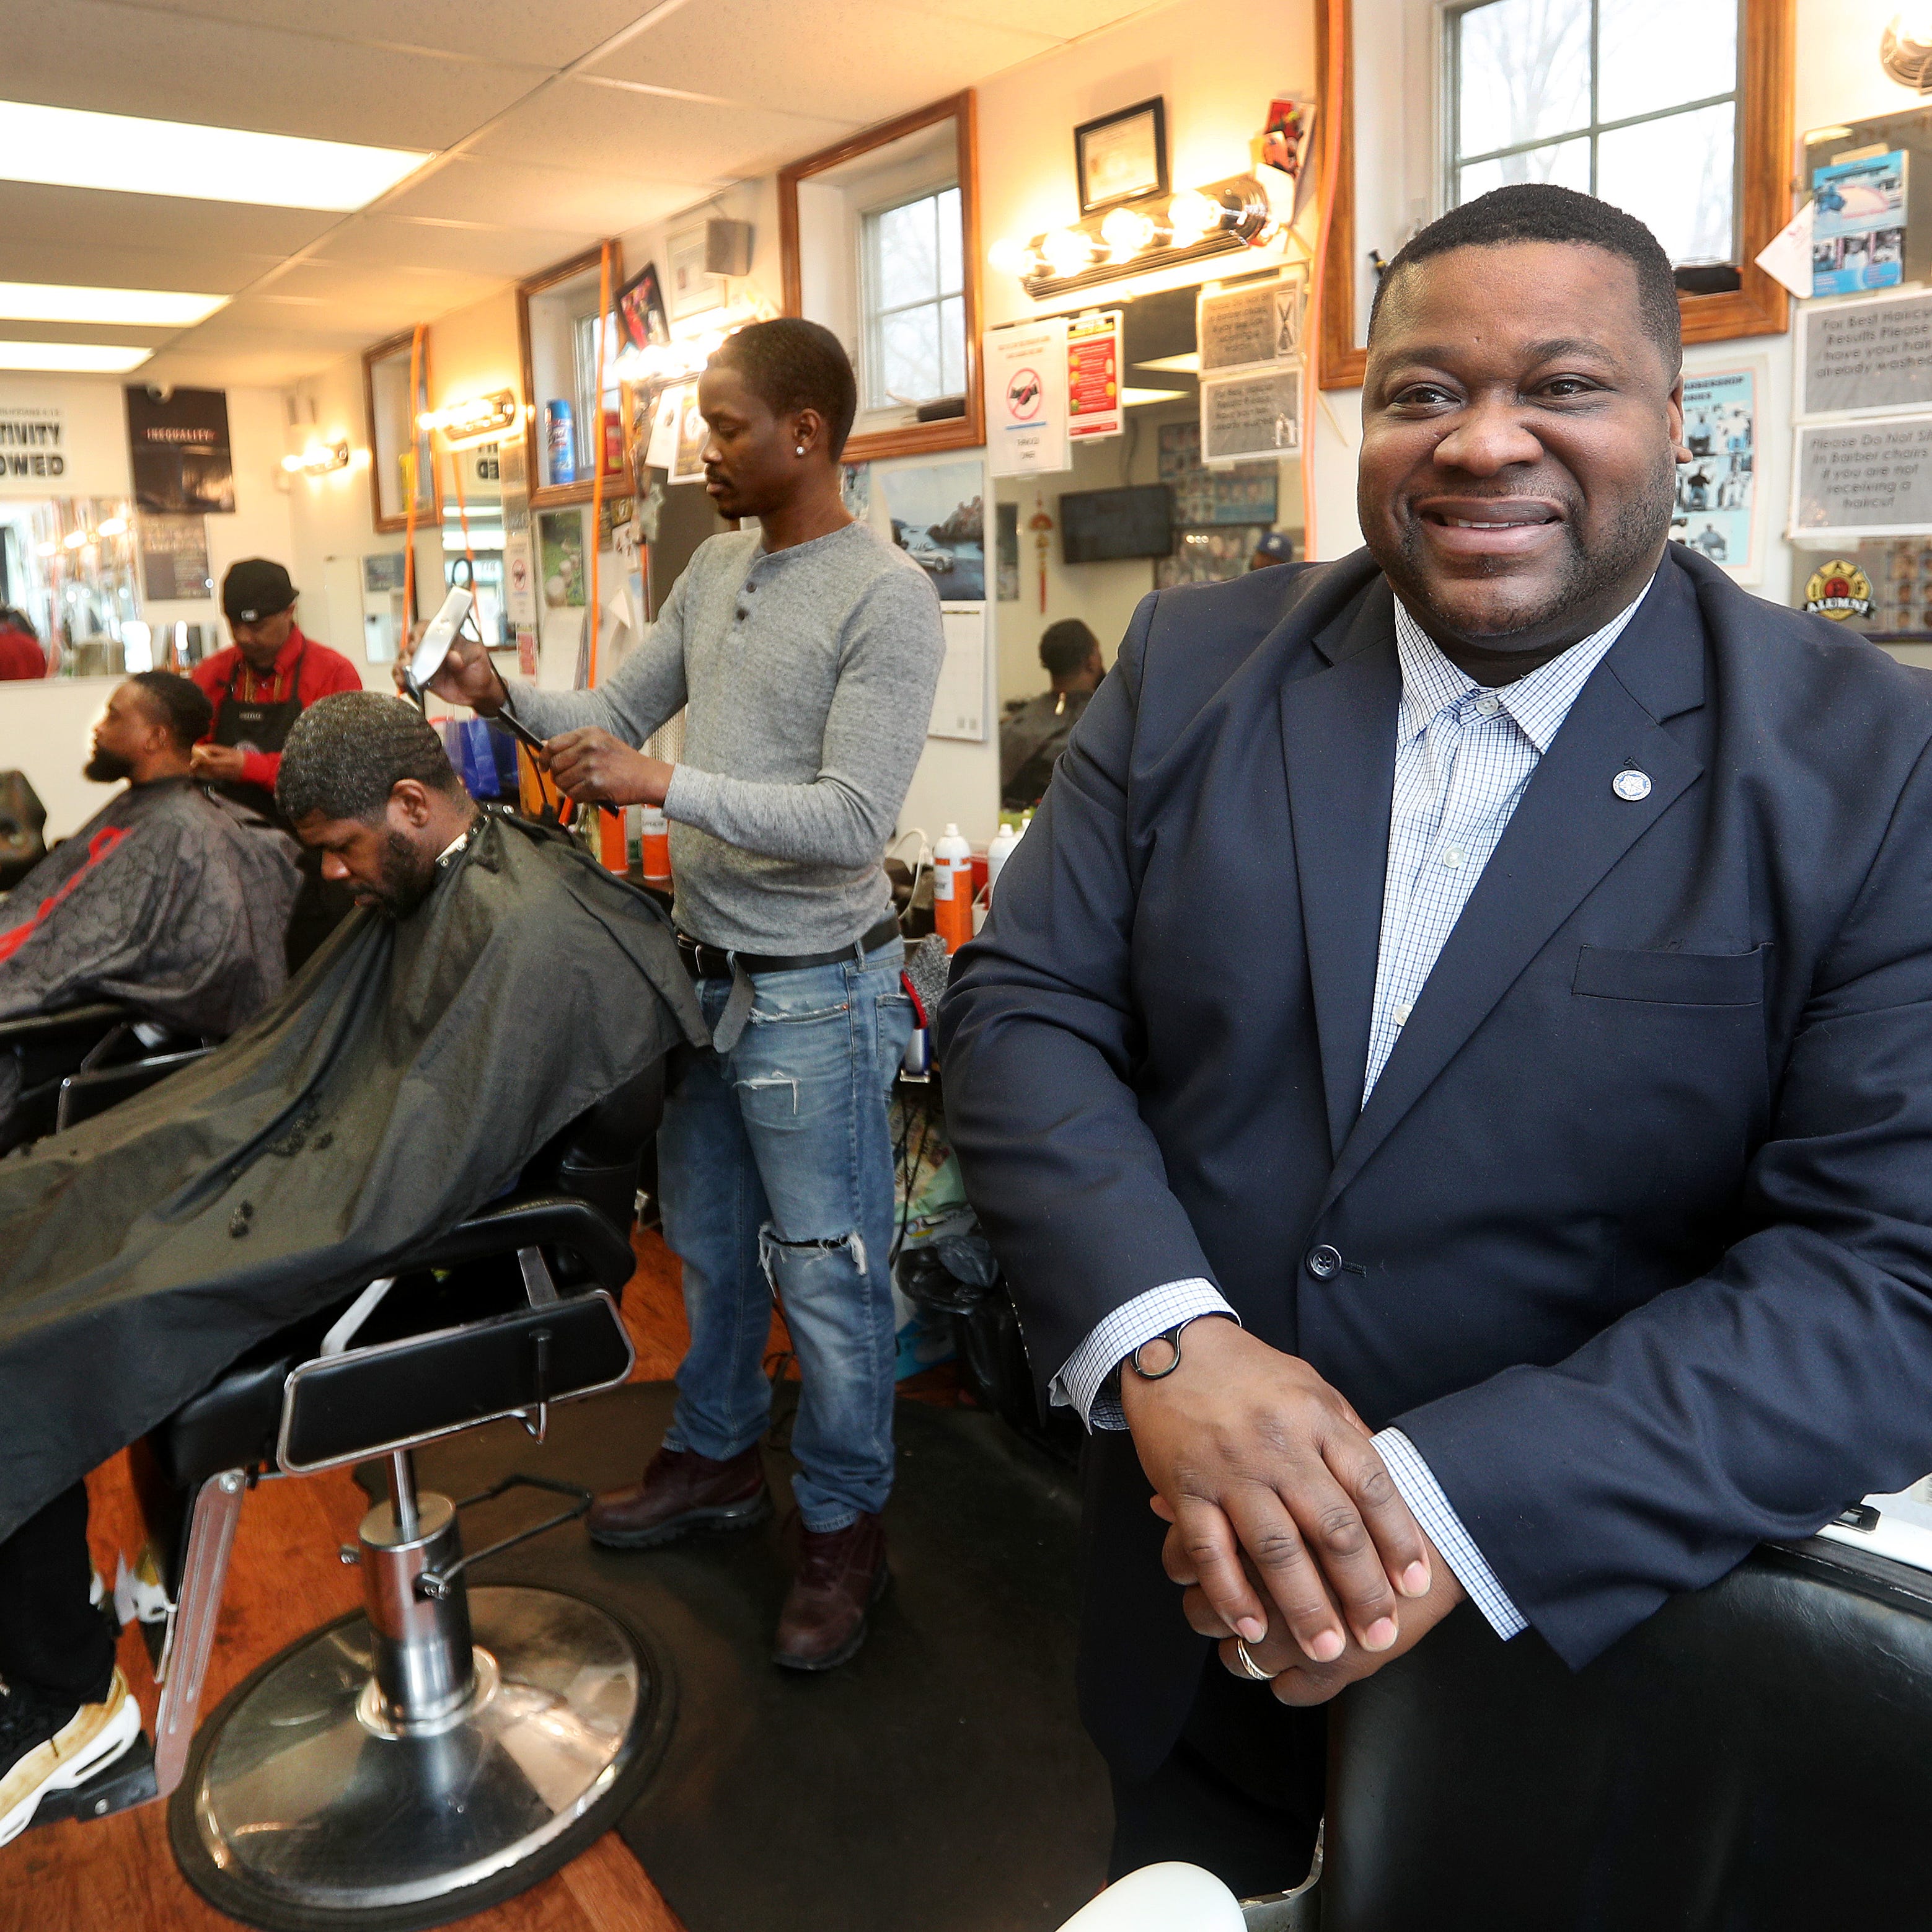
xmin=0 ymin=340 xmax=152 ymax=373
xmin=0 ymin=100 xmax=430 ymax=211
xmin=0 ymin=280 xmax=226 ymax=327
xmin=1121 ymin=385 xmax=1188 ymax=407
xmin=1134 ymin=352 xmax=1202 ymax=374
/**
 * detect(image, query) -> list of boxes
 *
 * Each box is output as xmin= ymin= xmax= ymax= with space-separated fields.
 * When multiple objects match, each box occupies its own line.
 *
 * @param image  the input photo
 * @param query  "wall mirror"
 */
xmin=992 ymin=279 xmax=1303 ymax=810
xmin=518 ymin=243 xmax=628 ymax=509
xmin=782 ymin=92 xmax=984 ymax=463
xmin=362 ymin=330 xmax=438 ymax=533
xmin=0 ymin=496 xmax=148 ymax=678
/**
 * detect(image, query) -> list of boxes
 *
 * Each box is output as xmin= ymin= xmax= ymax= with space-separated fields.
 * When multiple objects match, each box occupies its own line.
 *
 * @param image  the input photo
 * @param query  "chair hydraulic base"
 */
xmin=169 ymin=1453 xmax=672 ymax=1932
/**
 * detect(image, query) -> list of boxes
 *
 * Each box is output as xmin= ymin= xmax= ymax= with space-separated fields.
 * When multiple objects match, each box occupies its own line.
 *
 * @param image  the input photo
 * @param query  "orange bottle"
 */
xmin=932 ymin=824 xmax=974 ymax=952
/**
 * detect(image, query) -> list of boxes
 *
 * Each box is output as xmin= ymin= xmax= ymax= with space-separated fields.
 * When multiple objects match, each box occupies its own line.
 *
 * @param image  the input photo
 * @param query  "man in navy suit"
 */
xmin=940 ymin=183 xmax=1932 ymax=1894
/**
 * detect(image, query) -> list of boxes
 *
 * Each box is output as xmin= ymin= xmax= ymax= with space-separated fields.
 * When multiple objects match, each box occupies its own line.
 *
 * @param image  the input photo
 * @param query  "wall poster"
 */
xmin=1674 ymin=363 xmax=1762 ymax=583
xmin=984 ymin=319 xmax=1070 ymax=477
xmin=1067 ymin=311 xmax=1123 ymax=441
xmin=124 ymin=386 xmax=233 ymax=514
xmin=137 ymin=513 xmax=211 ymax=601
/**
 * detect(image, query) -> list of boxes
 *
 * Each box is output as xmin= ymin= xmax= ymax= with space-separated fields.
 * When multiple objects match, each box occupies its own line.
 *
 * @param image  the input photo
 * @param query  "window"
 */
xmin=862 ymin=187 xmax=965 ymax=410
xmin=1449 ymin=0 xmax=1739 ymax=270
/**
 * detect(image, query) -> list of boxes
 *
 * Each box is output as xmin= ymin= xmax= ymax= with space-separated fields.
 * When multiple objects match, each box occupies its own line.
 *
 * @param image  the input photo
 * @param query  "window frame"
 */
xmin=860 ymin=184 xmax=967 ymax=415
xmin=1316 ymin=0 xmax=1794 ymax=392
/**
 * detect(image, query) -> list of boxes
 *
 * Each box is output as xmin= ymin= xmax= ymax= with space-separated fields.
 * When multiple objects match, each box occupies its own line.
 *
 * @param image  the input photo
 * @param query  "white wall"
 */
xmin=1 ymin=381 xmax=294 ymax=839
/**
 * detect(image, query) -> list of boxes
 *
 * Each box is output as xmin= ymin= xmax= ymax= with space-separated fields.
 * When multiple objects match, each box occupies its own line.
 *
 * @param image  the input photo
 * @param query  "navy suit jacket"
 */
xmin=938 ymin=544 xmax=1932 ymax=1777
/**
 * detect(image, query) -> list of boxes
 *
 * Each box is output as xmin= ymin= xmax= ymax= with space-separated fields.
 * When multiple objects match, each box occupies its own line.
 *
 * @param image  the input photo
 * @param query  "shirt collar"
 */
xmin=1392 ymin=578 xmax=1655 ymax=756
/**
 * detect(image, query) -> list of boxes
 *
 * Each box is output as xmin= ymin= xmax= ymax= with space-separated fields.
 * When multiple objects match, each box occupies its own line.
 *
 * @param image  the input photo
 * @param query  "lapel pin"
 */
xmin=1612 ymin=769 xmax=1652 ymax=802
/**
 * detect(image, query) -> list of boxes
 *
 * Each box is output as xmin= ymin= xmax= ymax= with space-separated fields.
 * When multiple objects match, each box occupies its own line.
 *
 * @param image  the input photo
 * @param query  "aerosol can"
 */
xmin=986 ymin=820 xmax=1018 ymax=894
xmin=932 ymin=824 xmax=974 ymax=953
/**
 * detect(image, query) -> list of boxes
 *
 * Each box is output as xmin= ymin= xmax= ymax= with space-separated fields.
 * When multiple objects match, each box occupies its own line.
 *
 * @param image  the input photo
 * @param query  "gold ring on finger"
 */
xmin=1233 ymin=1637 xmax=1277 ymax=1683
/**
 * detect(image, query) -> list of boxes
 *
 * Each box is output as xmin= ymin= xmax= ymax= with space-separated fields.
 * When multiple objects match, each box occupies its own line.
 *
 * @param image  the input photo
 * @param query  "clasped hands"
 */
xmin=1121 ymin=1319 xmax=1464 ymax=1705
xmin=400 ymin=630 xmax=673 ymax=808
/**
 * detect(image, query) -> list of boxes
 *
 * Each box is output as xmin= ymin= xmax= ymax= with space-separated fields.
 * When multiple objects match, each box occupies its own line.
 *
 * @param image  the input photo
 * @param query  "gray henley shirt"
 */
xmin=509 ymin=520 xmax=944 ymax=953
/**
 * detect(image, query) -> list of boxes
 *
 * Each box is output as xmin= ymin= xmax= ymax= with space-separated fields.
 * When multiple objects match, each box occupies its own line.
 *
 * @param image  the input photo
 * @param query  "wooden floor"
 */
xmin=0 ymin=1230 xmax=720 ymax=1932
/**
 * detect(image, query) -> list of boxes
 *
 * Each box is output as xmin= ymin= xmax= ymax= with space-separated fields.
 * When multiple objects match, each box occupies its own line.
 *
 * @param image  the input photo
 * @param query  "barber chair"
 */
xmin=0 ymin=1000 xmax=214 ymax=1153
xmin=112 ymin=1061 xmax=671 ymax=1930
xmin=1064 ymin=1515 xmax=1932 ymax=1932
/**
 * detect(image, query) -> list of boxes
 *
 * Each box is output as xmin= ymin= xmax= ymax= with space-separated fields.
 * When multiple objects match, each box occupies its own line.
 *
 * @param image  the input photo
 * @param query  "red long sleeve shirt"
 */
xmin=192 ymin=626 xmax=363 ymax=793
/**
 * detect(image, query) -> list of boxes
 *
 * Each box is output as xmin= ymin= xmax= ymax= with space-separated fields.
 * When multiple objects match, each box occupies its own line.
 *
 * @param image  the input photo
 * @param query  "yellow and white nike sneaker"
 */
xmin=0 ymin=1668 xmax=141 ymax=1846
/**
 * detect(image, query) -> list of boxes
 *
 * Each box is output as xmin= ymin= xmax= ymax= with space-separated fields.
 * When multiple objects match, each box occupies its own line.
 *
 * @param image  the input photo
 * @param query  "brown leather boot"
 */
xmin=772 ymin=1514 xmax=890 ymax=1670
xmin=587 ymin=1444 xmax=770 ymax=1550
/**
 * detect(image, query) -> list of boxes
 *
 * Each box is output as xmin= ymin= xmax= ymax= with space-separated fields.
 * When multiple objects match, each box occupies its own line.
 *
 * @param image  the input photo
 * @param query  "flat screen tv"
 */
xmin=1059 ymin=483 xmax=1174 ymax=564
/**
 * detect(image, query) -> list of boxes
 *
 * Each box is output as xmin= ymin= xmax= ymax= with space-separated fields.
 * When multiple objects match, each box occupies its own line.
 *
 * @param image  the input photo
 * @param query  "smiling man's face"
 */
xmin=1357 ymin=240 xmax=1687 ymax=663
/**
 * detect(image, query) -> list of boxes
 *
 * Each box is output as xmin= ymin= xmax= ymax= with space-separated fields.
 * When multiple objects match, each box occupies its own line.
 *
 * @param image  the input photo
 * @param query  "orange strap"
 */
xmin=402 ymin=323 xmax=426 ymax=630
xmin=1300 ymin=38 xmax=1345 ymax=558
xmin=588 ymin=239 xmax=613 ymax=690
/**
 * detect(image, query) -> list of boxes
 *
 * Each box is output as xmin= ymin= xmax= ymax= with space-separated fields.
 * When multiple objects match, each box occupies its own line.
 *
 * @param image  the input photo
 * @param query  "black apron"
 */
xmin=212 ymin=643 xmax=351 ymax=970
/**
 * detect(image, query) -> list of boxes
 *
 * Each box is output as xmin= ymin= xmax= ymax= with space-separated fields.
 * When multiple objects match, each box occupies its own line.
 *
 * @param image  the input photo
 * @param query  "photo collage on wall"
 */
xmin=1153 ymin=421 xmax=1277 ymax=588
xmin=1812 ymin=150 xmax=1907 ymax=299
xmin=1671 ymin=368 xmax=1757 ymax=578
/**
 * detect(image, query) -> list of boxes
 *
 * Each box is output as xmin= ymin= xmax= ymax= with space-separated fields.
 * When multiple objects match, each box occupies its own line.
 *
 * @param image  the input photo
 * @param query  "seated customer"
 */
xmin=1000 ymin=620 xmax=1103 ymax=810
xmin=0 ymin=693 xmax=701 ymax=1843
xmin=0 ymin=610 xmax=45 ymax=682
xmin=0 ymin=673 xmax=301 ymax=1139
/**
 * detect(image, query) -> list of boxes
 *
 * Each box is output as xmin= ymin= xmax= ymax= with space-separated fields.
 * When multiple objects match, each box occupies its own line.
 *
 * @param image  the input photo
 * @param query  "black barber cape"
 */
xmin=0 ymin=811 xmax=707 ymax=1542
xmin=0 ymin=777 xmax=301 ymax=1129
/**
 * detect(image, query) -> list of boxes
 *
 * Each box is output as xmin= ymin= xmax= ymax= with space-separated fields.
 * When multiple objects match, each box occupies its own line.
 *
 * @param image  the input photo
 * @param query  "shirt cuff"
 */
xmin=1051 ymin=1279 xmax=1238 ymax=1431
xmin=240 ymin=749 xmax=279 ymax=793
xmin=661 ymin=761 xmax=710 ymax=831
xmin=1372 ymin=1427 xmax=1527 ymax=1640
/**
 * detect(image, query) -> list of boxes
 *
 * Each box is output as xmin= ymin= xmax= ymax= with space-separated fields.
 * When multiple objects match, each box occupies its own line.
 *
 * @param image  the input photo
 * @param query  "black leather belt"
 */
xmin=676 ymin=915 xmax=902 ymax=982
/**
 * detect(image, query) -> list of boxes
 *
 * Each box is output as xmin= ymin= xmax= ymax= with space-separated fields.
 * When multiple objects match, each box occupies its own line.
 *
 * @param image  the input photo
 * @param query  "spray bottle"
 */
xmin=640 ymin=804 xmax=671 ymax=881
xmin=986 ymin=820 xmax=1019 ymax=894
xmin=932 ymin=823 xmax=974 ymax=952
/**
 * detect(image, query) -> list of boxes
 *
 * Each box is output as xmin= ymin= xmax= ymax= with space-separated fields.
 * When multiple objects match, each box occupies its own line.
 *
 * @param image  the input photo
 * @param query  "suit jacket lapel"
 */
xmin=1319 ymin=563 xmax=1708 ymax=1211
xmin=1281 ymin=578 xmax=1401 ymax=1158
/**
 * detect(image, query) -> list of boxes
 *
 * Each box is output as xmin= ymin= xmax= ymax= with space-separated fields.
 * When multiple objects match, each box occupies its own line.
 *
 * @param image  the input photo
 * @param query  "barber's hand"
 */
xmin=1178 ymin=1533 xmax=1466 ymax=1706
xmin=542 ymin=727 xmax=673 ymax=808
xmin=1121 ymin=1318 xmax=1434 ymax=1662
xmin=188 ymin=743 xmax=248 ymax=782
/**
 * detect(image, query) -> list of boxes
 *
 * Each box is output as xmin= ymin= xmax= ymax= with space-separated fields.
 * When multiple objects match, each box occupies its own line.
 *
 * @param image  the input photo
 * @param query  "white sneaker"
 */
xmin=0 ymin=1669 xmax=141 ymax=1846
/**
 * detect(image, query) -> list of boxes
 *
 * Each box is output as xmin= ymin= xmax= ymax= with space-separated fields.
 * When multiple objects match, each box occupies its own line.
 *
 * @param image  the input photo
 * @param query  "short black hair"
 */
xmin=126 ymin=671 xmax=213 ymax=753
xmin=1039 ymin=619 xmax=1100 ymax=678
xmin=276 ymin=692 xmax=463 ymax=824
xmin=1368 ymin=184 xmax=1682 ymax=373
xmin=711 ymin=319 xmax=859 ymax=457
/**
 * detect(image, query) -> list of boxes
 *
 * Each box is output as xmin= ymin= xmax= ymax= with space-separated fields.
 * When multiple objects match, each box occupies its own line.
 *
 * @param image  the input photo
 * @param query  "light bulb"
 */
xmin=1041 ymin=227 xmax=1096 ymax=277
xmin=62 ymin=530 xmax=86 ymax=549
xmin=1892 ymin=11 xmax=1932 ymax=45
xmin=1100 ymin=206 xmax=1157 ymax=257
xmin=987 ymin=236 xmax=1033 ymax=276
xmin=1168 ymin=188 xmax=1224 ymax=244
xmin=95 ymin=516 xmax=126 ymax=536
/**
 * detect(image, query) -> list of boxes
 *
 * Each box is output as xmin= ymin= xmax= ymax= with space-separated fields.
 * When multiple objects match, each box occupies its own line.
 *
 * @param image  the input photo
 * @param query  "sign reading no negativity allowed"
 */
xmin=985 ymin=319 xmax=1070 ymax=477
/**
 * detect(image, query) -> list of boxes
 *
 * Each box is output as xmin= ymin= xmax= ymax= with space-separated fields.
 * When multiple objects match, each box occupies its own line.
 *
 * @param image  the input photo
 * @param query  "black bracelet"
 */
xmin=1126 ymin=1313 xmax=1225 ymax=1382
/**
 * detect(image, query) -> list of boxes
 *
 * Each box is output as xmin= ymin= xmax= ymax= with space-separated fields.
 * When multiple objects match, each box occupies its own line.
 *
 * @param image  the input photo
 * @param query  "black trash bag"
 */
xmin=0 ymin=771 xmax=46 ymax=890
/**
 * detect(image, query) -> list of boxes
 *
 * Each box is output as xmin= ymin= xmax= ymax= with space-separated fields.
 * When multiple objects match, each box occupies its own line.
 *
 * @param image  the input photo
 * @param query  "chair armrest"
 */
xmin=399 ymin=1193 xmax=636 ymax=1291
xmin=0 ymin=1001 xmax=131 ymax=1051
xmin=57 ymin=1048 xmax=213 ymax=1131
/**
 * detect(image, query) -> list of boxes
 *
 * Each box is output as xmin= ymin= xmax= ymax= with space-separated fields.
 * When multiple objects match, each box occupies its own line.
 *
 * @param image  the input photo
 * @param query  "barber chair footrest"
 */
xmin=30 ymin=1730 xmax=158 ymax=1828
xmin=169 ymin=1585 xmax=674 ymax=1932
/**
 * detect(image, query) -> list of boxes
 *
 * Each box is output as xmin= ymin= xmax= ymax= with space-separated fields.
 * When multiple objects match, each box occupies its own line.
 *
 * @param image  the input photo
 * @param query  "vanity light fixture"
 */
xmin=1881 ymin=12 xmax=1932 ymax=89
xmin=415 ymin=390 xmax=519 ymax=446
xmin=281 ymin=439 xmax=352 ymax=476
xmin=990 ymin=174 xmax=1281 ymax=299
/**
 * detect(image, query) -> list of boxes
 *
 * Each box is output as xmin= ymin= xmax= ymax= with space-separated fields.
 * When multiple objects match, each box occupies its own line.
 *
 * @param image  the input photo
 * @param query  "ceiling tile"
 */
xmin=139 ymin=343 xmax=349 ymax=387
xmin=0 ymin=0 xmax=544 ymax=151
xmin=0 ymin=180 xmax=335 ymax=258
xmin=117 ymin=0 xmax=653 ymax=69
xmin=922 ymin=0 xmax=1160 ymax=40
xmin=311 ymin=215 xmax=603 ymax=281
xmin=469 ymin=81 xmax=857 ymax=186
xmin=588 ymin=0 xmax=1055 ymax=121
xmin=379 ymin=154 xmax=721 ymax=235
xmin=0 ymin=319 xmax=174 ymax=348
xmin=0 ymin=235 xmax=284 ymax=296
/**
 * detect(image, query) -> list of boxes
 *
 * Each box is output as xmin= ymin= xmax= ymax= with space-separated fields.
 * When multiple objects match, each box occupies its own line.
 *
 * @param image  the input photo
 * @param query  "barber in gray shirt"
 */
xmin=425 ymin=320 xmax=943 ymax=1670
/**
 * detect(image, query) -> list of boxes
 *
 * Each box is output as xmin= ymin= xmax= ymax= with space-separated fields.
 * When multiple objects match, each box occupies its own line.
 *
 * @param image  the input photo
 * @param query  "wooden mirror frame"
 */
xmin=1317 ymin=0 xmax=1795 ymax=391
xmin=361 ymin=327 xmax=439 ymax=535
xmin=779 ymin=90 xmax=985 ymax=464
xmin=517 ymin=240 xmax=626 ymax=509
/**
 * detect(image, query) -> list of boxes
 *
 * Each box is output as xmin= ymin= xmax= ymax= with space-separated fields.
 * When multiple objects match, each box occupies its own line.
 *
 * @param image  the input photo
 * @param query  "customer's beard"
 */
xmin=361 ymin=831 xmax=439 ymax=920
xmin=83 ymin=749 xmax=133 ymax=783
xmin=1379 ymin=462 xmax=1677 ymax=648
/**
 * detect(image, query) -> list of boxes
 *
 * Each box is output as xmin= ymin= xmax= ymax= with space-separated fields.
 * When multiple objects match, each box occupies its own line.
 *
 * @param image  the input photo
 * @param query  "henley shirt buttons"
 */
xmin=1305 ymin=1244 xmax=1343 ymax=1281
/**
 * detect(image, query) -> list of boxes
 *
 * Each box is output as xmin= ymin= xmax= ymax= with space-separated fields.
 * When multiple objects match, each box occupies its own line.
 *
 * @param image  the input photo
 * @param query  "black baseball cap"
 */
xmin=222 ymin=558 xmax=297 ymax=624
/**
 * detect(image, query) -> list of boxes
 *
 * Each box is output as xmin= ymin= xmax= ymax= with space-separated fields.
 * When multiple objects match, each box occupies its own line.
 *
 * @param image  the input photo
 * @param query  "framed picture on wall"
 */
xmin=665 ymin=225 xmax=725 ymax=322
xmin=1074 ymin=97 xmax=1167 ymax=216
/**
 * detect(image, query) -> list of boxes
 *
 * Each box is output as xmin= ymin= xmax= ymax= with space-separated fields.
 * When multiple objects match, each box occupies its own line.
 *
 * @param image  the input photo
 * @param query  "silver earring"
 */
xmin=795 ymin=444 xmax=806 ymax=456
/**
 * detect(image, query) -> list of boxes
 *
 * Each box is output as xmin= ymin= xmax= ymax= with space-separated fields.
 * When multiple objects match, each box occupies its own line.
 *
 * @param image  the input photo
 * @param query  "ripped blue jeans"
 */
xmin=657 ymin=937 xmax=912 ymax=1533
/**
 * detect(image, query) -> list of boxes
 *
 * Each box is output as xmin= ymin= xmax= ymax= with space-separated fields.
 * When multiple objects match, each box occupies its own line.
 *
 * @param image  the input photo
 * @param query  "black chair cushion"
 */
xmin=1323 ymin=1540 xmax=1932 ymax=1930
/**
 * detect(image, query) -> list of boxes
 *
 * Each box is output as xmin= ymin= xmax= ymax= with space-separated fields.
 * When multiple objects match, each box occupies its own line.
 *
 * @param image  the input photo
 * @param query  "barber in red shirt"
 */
xmin=190 ymin=559 xmax=361 ymax=811
xmin=190 ymin=558 xmax=361 ymax=965
xmin=0 ymin=609 xmax=46 ymax=681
